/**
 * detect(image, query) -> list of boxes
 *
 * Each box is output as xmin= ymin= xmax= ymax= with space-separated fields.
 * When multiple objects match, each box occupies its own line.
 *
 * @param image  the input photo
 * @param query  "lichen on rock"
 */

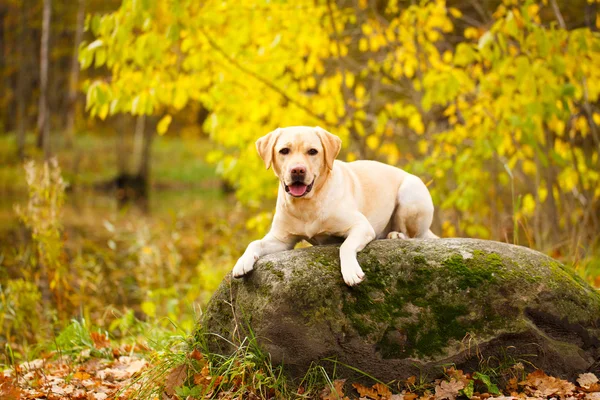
xmin=201 ymin=239 xmax=600 ymax=382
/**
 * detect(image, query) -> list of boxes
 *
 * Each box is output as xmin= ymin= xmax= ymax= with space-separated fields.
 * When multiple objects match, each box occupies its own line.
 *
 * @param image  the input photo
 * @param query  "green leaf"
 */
xmin=166 ymin=24 xmax=181 ymax=42
xmin=460 ymin=380 xmax=474 ymax=398
xmin=473 ymin=372 xmax=500 ymax=395
xmin=94 ymin=47 xmax=107 ymax=68
xmin=561 ymin=83 xmax=576 ymax=98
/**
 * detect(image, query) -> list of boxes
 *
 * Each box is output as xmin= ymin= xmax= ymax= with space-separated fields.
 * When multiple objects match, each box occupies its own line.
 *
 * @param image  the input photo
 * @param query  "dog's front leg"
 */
xmin=339 ymin=219 xmax=376 ymax=286
xmin=232 ymin=232 xmax=297 ymax=278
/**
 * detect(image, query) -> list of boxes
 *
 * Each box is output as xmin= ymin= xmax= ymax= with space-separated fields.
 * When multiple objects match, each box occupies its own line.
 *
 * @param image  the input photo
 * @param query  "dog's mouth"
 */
xmin=285 ymin=179 xmax=314 ymax=197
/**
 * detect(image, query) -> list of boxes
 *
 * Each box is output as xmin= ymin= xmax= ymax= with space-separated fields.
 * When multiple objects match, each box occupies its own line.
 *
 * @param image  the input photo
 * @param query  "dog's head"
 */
xmin=256 ymin=126 xmax=342 ymax=198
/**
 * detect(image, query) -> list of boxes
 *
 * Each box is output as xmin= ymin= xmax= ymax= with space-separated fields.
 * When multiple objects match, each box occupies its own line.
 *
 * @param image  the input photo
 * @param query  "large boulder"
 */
xmin=202 ymin=239 xmax=600 ymax=382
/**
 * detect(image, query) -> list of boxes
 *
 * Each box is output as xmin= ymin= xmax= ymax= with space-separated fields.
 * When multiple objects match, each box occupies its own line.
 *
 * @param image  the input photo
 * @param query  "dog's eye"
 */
xmin=279 ymin=148 xmax=290 ymax=155
xmin=308 ymin=149 xmax=318 ymax=156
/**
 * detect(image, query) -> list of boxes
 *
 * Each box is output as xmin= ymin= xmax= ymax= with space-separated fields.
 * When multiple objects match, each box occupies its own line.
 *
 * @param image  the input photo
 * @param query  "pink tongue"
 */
xmin=289 ymin=183 xmax=308 ymax=196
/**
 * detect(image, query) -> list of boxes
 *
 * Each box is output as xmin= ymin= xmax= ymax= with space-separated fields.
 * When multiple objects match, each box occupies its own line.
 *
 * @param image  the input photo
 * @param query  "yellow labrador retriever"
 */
xmin=232 ymin=126 xmax=438 ymax=286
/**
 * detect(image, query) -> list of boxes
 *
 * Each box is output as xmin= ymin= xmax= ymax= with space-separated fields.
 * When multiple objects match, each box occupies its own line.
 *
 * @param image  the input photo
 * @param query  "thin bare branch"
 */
xmin=199 ymin=27 xmax=328 ymax=126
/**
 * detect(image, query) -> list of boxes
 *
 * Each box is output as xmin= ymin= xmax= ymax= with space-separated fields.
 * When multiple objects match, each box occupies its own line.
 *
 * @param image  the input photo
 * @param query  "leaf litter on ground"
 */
xmin=3 ymin=349 xmax=600 ymax=400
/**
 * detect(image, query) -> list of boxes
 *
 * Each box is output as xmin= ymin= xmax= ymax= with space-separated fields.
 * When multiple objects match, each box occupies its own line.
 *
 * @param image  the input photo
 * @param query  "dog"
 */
xmin=232 ymin=126 xmax=438 ymax=286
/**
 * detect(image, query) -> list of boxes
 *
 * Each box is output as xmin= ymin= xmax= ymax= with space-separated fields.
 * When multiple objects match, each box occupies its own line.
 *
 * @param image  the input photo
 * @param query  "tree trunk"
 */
xmin=65 ymin=0 xmax=85 ymax=148
xmin=544 ymin=130 xmax=560 ymax=247
xmin=37 ymin=0 xmax=52 ymax=160
xmin=137 ymin=115 xmax=154 ymax=183
xmin=116 ymin=115 xmax=128 ymax=175
xmin=133 ymin=114 xmax=146 ymax=174
xmin=16 ymin=0 xmax=29 ymax=159
xmin=0 ymin=6 xmax=7 ymax=133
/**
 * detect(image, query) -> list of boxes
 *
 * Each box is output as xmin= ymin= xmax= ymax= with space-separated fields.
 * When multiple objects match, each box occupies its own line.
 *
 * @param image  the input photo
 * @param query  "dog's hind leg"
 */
xmin=387 ymin=174 xmax=436 ymax=239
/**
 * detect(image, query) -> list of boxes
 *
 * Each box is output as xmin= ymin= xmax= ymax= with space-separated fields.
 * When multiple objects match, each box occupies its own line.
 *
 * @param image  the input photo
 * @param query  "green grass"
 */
xmin=0 ymin=131 xmax=219 ymax=191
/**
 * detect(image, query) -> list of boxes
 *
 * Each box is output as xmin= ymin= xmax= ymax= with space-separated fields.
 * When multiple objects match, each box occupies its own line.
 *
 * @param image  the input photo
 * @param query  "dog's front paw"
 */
xmin=341 ymin=259 xmax=365 ymax=286
xmin=232 ymin=252 xmax=259 ymax=278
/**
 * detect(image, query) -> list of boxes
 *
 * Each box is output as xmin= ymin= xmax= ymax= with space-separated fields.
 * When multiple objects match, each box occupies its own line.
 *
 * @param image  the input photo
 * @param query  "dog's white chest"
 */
xmin=303 ymin=220 xmax=323 ymax=239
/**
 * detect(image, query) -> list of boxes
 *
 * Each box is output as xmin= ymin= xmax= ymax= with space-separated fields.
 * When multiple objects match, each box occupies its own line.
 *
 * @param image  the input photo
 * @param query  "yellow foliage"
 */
xmin=82 ymin=0 xmax=600 ymax=244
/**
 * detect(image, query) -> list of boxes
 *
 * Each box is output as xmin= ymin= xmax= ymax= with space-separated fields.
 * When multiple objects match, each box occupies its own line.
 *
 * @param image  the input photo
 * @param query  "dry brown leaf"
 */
xmin=334 ymin=379 xmax=346 ymax=397
xmin=164 ymin=364 xmax=188 ymax=396
xmin=579 ymin=373 xmax=600 ymax=389
xmin=523 ymin=370 xmax=575 ymax=397
xmin=189 ymin=348 xmax=203 ymax=361
xmin=506 ymin=377 xmax=518 ymax=392
xmin=404 ymin=392 xmax=419 ymax=400
xmin=73 ymin=371 xmax=91 ymax=380
xmin=374 ymin=382 xmax=393 ymax=399
xmin=353 ymin=382 xmax=379 ymax=399
xmin=194 ymin=364 xmax=212 ymax=386
xmin=124 ymin=359 xmax=147 ymax=376
xmin=90 ymin=332 xmax=110 ymax=349
xmin=434 ymin=379 xmax=465 ymax=400
xmin=320 ymin=379 xmax=347 ymax=400
xmin=0 ymin=374 xmax=21 ymax=400
xmin=406 ymin=376 xmax=417 ymax=386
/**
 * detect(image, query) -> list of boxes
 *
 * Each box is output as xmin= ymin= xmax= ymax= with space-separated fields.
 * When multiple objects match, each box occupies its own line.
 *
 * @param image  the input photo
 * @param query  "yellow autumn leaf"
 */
xmin=355 ymin=85 xmax=366 ymax=100
xmin=464 ymin=27 xmax=480 ymax=39
xmin=449 ymin=7 xmax=462 ymax=18
xmin=404 ymin=63 xmax=415 ymax=78
xmin=358 ymin=38 xmax=369 ymax=52
xmin=345 ymin=72 xmax=355 ymax=89
xmin=157 ymin=115 xmax=172 ymax=135
xmin=366 ymin=135 xmax=380 ymax=150
xmin=409 ymin=113 xmax=425 ymax=135
xmin=521 ymin=193 xmax=536 ymax=216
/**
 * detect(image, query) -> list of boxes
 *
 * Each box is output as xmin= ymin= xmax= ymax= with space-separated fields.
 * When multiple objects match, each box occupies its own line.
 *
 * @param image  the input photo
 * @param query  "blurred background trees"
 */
xmin=0 ymin=0 xmax=599 ymax=349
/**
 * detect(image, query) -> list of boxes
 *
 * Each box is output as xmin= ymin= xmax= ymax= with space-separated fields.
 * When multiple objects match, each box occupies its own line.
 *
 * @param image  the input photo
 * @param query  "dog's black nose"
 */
xmin=290 ymin=165 xmax=306 ymax=181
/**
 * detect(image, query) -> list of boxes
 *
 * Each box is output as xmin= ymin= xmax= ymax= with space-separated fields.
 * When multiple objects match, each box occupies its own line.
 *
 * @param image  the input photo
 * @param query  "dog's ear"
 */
xmin=315 ymin=126 xmax=342 ymax=170
xmin=255 ymin=128 xmax=282 ymax=169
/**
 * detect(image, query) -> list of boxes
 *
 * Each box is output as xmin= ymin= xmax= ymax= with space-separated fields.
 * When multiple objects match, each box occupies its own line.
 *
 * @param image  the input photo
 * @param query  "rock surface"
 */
xmin=202 ymin=239 xmax=600 ymax=382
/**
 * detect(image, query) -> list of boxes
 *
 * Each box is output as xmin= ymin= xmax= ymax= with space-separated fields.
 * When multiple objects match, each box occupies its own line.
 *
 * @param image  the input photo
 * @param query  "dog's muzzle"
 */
xmin=285 ymin=178 xmax=314 ymax=197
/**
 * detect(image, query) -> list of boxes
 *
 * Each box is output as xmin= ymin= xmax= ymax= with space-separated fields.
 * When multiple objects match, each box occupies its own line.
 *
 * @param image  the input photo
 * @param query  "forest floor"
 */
xmin=3 ymin=336 xmax=600 ymax=400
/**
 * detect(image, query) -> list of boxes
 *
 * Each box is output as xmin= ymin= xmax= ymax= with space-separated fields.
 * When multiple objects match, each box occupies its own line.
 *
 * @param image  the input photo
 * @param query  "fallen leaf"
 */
xmin=164 ymin=364 xmax=188 ymax=396
xmin=91 ymin=332 xmax=110 ymax=349
xmin=190 ymin=348 xmax=203 ymax=360
xmin=404 ymin=392 xmax=419 ymax=400
xmin=434 ymin=379 xmax=465 ymax=400
xmin=523 ymin=370 xmax=575 ymax=397
xmin=320 ymin=379 xmax=346 ymax=400
xmin=334 ymin=379 xmax=346 ymax=397
xmin=353 ymin=382 xmax=379 ymax=399
xmin=374 ymin=382 xmax=393 ymax=398
xmin=21 ymin=359 xmax=44 ymax=371
xmin=506 ymin=377 xmax=518 ymax=392
xmin=73 ymin=371 xmax=91 ymax=380
xmin=124 ymin=359 xmax=147 ymax=376
xmin=579 ymin=373 xmax=599 ymax=389
xmin=0 ymin=374 xmax=21 ymax=400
